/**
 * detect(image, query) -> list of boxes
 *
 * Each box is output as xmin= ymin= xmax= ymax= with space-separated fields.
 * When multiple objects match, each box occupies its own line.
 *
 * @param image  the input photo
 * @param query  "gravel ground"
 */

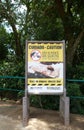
xmin=0 ymin=101 xmax=84 ymax=130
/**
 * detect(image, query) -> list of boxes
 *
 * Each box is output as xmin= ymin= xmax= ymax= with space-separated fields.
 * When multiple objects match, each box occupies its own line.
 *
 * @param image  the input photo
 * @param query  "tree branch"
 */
xmin=66 ymin=28 xmax=84 ymax=65
xmin=73 ymin=28 xmax=84 ymax=53
xmin=54 ymin=0 xmax=66 ymax=21
xmin=0 ymin=1 xmax=23 ymax=59
xmin=54 ymin=0 xmax=73 ymax=40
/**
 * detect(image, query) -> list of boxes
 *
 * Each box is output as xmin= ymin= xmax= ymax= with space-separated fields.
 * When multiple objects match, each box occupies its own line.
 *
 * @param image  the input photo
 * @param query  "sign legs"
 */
xmin=23 ymin=96 xmax=29 ymax=126
xmin=60 ymin=95 xmax=70 ymax=126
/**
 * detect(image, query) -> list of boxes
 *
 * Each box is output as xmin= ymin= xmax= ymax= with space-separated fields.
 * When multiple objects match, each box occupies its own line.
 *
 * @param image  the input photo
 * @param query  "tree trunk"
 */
xmin=0 ymin=2 xmax=23 ymax=60
xmin=66 ymin=29 xmax=84 ymax=65
xmin=55 ymin=0 xmax=84 ymax=66
xmin=11 ymin=23 xmax=23 ymax=60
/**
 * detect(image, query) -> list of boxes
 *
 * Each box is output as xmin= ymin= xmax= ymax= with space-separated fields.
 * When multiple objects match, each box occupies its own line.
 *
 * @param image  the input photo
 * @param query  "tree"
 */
xmin=25 ymin=0 xmax=64 ymax=40
xmin=27 ymin=0 xmax=84 ymax=66
xmin=0 ymin=0 xmax=24 ymax=60
xmin=54 ymin=0 xmax=84 ymax=65
xmin=22 ymin=0 xmax=84 ymax=65
xmin=0 ymin=0 xmax=84 ymax=65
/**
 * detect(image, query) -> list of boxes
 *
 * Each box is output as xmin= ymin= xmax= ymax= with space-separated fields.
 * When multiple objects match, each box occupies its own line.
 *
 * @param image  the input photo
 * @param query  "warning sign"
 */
xmin=27 ymin=41 xmax=65 ymax=94
xmin=28 ymin=43 xmax=63 ymax=62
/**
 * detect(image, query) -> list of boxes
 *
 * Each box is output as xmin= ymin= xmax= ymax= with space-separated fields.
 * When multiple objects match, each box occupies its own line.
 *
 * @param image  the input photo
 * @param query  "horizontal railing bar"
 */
xmin=0 ymin=88 xmax=84 ymax=99
xmin=0 ymin=76 xmax=84 ymax=82
xmin=0 ymin=76 xmax=25 ymax=79
xmin=0 ymin=87 xmax=24 ymax=92
xmin=67 ymin=79 xmax=84 ymax=82
xmin=70 ymin=96 xmax=84 ymax=99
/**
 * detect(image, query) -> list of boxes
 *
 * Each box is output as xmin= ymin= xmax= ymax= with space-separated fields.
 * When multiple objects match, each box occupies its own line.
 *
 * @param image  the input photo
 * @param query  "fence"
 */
xmin=0 ymin=76 xmax=84 ymax=114
xmin=66 ymin=79 xmax=84 ymax=99
xmin=0 ymin=75 xmax=25 ymax=92
xmin=0 ymin=76 xmax=25 ymax=101
xmin=0 ymin=76 xmax=84 ymax=98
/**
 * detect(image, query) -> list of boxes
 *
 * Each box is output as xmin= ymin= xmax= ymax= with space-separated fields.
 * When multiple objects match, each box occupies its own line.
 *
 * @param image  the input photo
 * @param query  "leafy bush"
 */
xmin=0 ymin=59 xmax=25 ymax=100
xmin=30 ymin=95 xmax=59 ymax=110
xmin=67 ymin=83 xmax=84 ymax=114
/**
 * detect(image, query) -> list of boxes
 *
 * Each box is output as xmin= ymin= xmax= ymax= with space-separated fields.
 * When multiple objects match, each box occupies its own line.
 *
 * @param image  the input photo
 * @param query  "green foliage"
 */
xmin=67 ymin=83 xmax=82 ymax=97
xmin=30 ymin=95 xmax=59 ymax=110
xmin=28 ymin=1 xmax=64 ymax=40
xmin=67 ymin=83 xmax=84 ymax=114
xmin=76 ymin=63 xmax=84 ymax=79
xmin=0 ymin=58 xmax=25 ymax=100
xmin=66 ymin=62 xmax=84 ymax=80
xmin=0 ymin=26 xmax=9 ymax=61
xmin=0 ymin=43 xmax=8 ymax=61
xmin=17 ymin=91 xmax=24 ymax=99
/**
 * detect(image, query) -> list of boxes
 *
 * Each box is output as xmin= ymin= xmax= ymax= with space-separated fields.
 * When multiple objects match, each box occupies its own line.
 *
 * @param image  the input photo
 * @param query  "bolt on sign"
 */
xmin=26 ymin=41 xmax=65 ymax=94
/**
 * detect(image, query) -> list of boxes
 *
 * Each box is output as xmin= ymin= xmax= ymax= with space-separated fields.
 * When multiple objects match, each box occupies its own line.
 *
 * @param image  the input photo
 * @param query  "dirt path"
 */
xmin=0 ymin=101 xmax=84 ymax=130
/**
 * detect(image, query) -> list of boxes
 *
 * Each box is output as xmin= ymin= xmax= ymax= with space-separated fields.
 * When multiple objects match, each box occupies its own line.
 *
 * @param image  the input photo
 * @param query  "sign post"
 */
xmin=23 ymin=41 xmax=70 ymax=126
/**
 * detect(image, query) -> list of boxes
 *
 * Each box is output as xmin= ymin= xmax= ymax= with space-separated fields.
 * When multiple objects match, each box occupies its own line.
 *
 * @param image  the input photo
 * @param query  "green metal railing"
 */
xmin=0 ymin=76 xmax=24 ymax=92
xmin=0 ymin=76 xmax=25 ymax=79
xmin=67 ymin=79 xmax=84 ymax=83
xmin=67 ymin=79 xmax=84 ymax=99
xmin=0 ymin=76 xmax=84 ymax=99
xmin=0 ymin=87 xmax=24 ymax=92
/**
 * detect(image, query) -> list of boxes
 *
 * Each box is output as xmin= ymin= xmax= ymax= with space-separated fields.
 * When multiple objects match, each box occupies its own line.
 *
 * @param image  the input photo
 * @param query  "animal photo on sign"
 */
xmin=28 ymin=62 xmax=63 ymax=78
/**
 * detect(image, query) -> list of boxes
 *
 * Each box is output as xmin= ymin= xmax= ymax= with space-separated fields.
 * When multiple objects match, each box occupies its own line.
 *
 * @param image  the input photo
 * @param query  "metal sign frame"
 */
xmin=26 ymin=41 xmax=66 ymax=95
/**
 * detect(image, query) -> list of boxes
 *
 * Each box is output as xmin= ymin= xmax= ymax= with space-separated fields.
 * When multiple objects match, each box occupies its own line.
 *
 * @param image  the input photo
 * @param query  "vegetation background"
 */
xmin=0 ymin=0 xmax=84 ymax=114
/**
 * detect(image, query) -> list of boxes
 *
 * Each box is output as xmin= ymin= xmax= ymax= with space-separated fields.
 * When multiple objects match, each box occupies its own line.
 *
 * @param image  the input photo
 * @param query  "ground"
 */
xmin=0 ymin=100 xmax=84 ymax=130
